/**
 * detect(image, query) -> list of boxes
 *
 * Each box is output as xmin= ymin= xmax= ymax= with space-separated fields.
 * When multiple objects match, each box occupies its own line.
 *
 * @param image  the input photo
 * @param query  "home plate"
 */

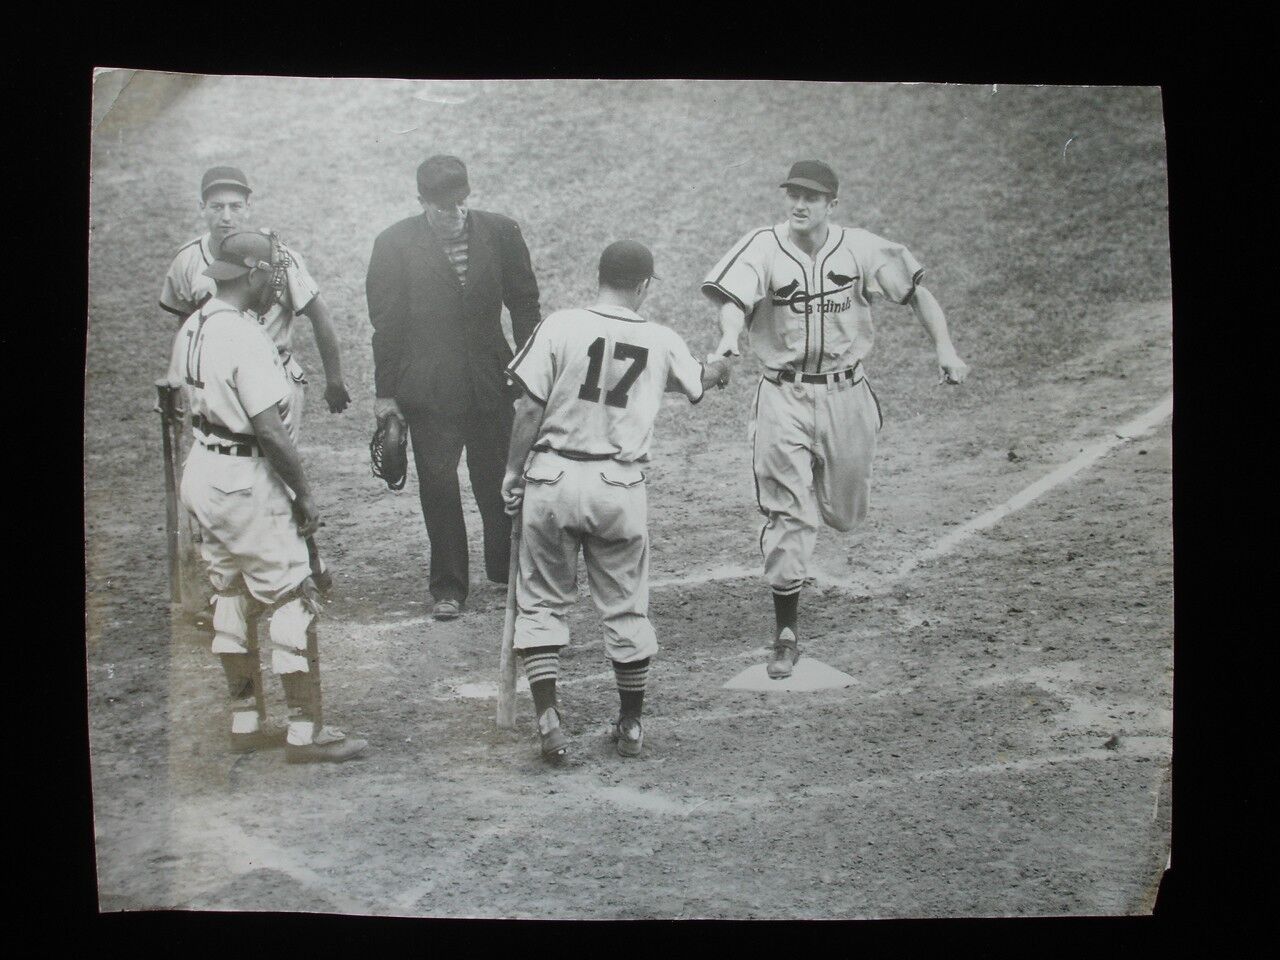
xmin=723 ymin=658 xmax=858 ymax=692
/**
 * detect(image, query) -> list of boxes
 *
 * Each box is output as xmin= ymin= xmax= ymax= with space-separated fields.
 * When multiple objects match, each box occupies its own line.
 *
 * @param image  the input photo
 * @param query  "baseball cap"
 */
xmin=417 ymin=155 xmax=470 ymax=199
xmin=599 ymin=240 xmax=659 ymax=287
xmin=203 ymin=231 xmax=274 ymax=281
xmin=201 ymin=166 xmax=252 ymax=199
xmin=780 ymin=160 xmax=838 ymax=196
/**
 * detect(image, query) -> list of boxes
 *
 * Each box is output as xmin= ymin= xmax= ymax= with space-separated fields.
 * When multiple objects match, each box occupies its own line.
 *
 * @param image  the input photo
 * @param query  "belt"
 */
xmin=532 ymin=443 xmax=615 ymax=462
xmin=201 ymin=441 xmax=263 ymax=458
xmin=768 ymin=363 xmax=863 ymax=385
xmin=191 ymin=414 xmax=257 ymax=446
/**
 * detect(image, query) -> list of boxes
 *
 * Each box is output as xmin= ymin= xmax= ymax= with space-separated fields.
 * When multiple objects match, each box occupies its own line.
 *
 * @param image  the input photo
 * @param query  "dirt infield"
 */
xmin=86 ymin=76 xmax=1171 ymax=918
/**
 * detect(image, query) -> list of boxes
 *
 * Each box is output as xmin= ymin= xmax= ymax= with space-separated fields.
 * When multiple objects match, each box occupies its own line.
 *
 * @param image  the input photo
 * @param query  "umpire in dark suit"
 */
xmin=367 ymin=156 xmax=541 ymax=620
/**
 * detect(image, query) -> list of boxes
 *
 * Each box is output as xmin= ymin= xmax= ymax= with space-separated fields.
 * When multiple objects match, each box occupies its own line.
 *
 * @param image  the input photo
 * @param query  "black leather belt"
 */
xmin=191 ymin=414 xmax=257 ymax=446
xmin=201 ymin=441 xmax=262 ymax=458
xmin=770 ymin=364 xmax=863 ymax=385
xmin=533 ymin=443 xmax=615 ymax=462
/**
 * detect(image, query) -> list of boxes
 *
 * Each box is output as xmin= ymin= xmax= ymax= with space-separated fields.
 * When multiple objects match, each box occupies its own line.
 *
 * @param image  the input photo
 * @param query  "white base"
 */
xmin=723 ymin=658 xmax=858 ymax=692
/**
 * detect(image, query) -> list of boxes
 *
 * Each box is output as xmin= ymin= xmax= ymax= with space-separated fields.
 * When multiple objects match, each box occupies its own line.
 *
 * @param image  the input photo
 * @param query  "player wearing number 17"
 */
xmin=702 ymin=160 xmax=969 ymax=679
xmin=502 ymin=241 xmax=732 ymax=762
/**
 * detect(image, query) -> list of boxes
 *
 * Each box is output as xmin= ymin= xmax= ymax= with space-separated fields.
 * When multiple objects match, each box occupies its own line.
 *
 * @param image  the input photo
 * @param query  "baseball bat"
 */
xmin=496 ymin=513 xmax=521 ymax=729
xmin=155 ymin=380 xmax=182 ymax=605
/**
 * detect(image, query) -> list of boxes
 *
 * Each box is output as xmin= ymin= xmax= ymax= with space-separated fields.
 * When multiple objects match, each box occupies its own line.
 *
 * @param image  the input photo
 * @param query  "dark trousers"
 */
xmin=405 ymin=403 xmax=514 ymax=603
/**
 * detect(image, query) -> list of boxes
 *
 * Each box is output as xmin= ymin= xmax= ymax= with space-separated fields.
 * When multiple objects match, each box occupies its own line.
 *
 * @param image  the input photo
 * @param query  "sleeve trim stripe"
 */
xmin=899 ymin=268 xmax=926 ymax=304
xmin=506 ymin=369 xmax=546 ymax=406
xmin=690 ymin=359 xmax=707 ymax=404
xmin=700 ymin=281 xmax=747 ymax=313
xmin=508 ymin=316 xmax=548 ymax=371
xmin=158 ymin=300 xmax=187 ymax=317
xmin=712 ymin=228 xmax=771 ymax=286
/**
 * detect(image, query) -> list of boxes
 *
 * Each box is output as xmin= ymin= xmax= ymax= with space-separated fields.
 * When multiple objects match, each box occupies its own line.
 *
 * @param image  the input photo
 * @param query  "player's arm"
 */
xmin=711 ymin=299 xmax=747 ymax=359
xmin=250 ymin=406 xmax=320 ymax=538
xmin=297 ymin=294 xmax=351 ymax=413
xmin=501 ymin=392 xmax=547 ymax=515
xmin=907 ymin=284 xmax=968 ymax=385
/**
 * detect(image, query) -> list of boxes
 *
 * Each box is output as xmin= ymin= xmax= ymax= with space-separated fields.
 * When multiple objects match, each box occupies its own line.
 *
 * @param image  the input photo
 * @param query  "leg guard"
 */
xmin=211 ymin=590 xmax=265 ymax=732
xmin=273 ymin=603 xmax=323 ymax=743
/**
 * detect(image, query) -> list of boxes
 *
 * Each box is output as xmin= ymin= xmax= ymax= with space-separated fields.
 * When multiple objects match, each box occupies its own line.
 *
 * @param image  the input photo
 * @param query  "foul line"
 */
xmin=342 ymin=392 xmax=1172 ymax=638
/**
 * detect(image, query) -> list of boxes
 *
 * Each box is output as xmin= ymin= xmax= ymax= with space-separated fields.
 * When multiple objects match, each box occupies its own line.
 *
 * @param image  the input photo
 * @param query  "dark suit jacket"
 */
xmin=367 ymin=210 xmax=541 ymax=418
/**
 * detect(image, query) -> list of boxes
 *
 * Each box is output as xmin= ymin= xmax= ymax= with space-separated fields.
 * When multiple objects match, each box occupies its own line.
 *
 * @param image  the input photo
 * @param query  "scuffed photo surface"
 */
xmin=86 ymin=73 xmax=1171 ymax=917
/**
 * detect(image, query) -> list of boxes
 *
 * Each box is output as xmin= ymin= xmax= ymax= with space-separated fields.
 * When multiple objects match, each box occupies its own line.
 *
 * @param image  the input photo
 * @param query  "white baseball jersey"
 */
xmin=701 ymin=224 xmax=923 ymax=374
xmin=169 ymin=299 xmax=309 ymax=601
xmin=166 ymin=298 xmax=292 ymax=445
xmin=159 ymin=234 xmax=319 ymax=358
xmin=506 ymin=305 xmax=706 ymax=463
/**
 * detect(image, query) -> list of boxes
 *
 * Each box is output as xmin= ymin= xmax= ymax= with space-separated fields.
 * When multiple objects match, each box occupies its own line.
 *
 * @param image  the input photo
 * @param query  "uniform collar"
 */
xmin=776 ymin=220 xmax=843 ymax=261
xmin=588 ymin=304 xmax=646 ymax=323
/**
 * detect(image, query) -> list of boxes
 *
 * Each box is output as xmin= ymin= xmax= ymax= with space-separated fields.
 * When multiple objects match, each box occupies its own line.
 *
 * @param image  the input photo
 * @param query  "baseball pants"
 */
xmin=513 ymin=451 xmax=658 ymax=664
xmin=751 ymin=370 xmax=883 ymax=594
xmin=180 ymin=444 xmax=312 ymax=604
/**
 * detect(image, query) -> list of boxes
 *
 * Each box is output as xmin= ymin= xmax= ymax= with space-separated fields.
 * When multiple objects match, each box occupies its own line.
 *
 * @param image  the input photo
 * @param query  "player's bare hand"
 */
xmin=324 ymin=381 xmax=352 ymax=414
xmin=936 ymin=352 xmax=969 ymax=386
xmin=374 ymin=397 xmax=405 ymax=424
xmin=292 ymin=494 xmax=322 ymax=539
xmin=703 ymin=356 xmax=733 ymax=390
xmin=501 ymin=470 xmax=525 ymax=516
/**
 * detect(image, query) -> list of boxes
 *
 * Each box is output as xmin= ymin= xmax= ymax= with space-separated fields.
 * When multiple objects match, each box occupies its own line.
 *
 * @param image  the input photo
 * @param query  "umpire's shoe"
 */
xmin=767 ymin=627 xmax=800 ymax=679
xmin=538 ymin=707 xmax=569 ymax=762
xmin=610 ymin=716 xmax=643 ymax=758
xmin=285 ymin=726 xmax=369 ymax=764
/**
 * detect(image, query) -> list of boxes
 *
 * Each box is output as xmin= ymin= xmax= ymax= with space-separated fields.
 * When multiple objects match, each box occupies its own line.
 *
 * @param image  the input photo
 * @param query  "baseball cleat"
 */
xmin=285 ymin=726 xmax=368 ymax=764
xmin=610 ymin=716 xmax=644 ymax=757
xmin=767 ymin=627 xmax=801 ymax=679
xmin=537 ymin=707 xmax=569 ymax=761
xmin=229 ymin=727 xmax=288 ymax=754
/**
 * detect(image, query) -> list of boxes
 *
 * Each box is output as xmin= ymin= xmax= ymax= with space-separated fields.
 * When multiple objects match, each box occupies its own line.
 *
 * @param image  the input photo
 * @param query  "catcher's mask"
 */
xmin=252 ymin=229 xmax=292 ymax=315
xmin=204 ymin=229 xmax=292 ymax=315
xmin=370 ymin=416 xmax=408 ymax=490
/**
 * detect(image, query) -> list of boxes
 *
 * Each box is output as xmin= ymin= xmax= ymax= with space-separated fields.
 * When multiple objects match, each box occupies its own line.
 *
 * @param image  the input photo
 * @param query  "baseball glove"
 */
xmin=370 ymin=416 xmax=408 ymax=490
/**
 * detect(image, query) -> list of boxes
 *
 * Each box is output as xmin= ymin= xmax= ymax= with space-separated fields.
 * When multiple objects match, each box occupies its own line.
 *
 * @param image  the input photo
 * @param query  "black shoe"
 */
xmin=538 ymin=707 xmax=569 ymax=762
xmin=767 ymin=627 xmax=800 ymax=679
xmin=610 ymin=716 xmax=644 ymax=757
xmin=432 ymin=598 xmax=463 ymax=620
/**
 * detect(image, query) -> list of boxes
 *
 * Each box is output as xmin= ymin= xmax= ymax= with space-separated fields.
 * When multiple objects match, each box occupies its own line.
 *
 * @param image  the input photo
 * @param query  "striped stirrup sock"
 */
xmin=612 ymin=657 xmax=650 ymax=719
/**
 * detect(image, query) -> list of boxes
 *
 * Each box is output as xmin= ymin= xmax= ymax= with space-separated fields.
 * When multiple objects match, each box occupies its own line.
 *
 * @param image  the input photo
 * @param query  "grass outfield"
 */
xmin=89 ymin=77 xmax=1168 ymax=445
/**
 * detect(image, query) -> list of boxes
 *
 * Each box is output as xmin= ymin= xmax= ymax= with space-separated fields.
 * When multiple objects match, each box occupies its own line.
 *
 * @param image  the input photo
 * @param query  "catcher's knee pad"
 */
xmin=211 ymin=591 xmax=254 ymax=654
xmin=268 ymin=597 xmax=314 ymax=674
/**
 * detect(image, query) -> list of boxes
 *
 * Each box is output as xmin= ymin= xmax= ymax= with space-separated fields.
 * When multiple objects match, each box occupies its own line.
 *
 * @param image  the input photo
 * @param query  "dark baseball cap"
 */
xmin=599 ymin=240 xmax=659 ymax=287
xmin=201 ymin=166 xmax=252 ymax=199
xmin=203 ymin=231 xmax=274 ymax=281
xmin=780 ymin=160 xmax=838 ymax=196
xmin=417 ymin=155 xmax=470 ymax=199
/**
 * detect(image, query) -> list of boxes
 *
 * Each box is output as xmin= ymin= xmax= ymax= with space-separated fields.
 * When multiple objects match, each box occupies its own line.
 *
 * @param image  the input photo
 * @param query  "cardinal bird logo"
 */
xmin=773 ymin=279 xmax=800 ymax=299
xmin=827 ymin=270 xmax=855 ymax=286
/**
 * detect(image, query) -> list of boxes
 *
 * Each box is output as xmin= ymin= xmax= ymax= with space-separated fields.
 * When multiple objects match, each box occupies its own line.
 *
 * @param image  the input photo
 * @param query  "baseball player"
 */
xmin=502 ymin=241 xmax=732 ymax=762
xmin=158 ymin=165 xmax=348 ymax=598
xmin=167 ymin=230 xmax=367 ymax=763
xmin=702 ymin=160 xmax=968 ymax=679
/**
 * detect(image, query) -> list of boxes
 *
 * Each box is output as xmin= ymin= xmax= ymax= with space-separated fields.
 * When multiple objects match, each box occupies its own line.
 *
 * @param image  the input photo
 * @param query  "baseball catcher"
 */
xmin=165 ymin=230 xmax=367 ymax=763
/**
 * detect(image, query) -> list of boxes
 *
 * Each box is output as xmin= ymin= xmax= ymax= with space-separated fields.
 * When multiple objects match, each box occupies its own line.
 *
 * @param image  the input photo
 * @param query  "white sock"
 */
xmin=287 ymin=720 xmax=315 ymax=746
